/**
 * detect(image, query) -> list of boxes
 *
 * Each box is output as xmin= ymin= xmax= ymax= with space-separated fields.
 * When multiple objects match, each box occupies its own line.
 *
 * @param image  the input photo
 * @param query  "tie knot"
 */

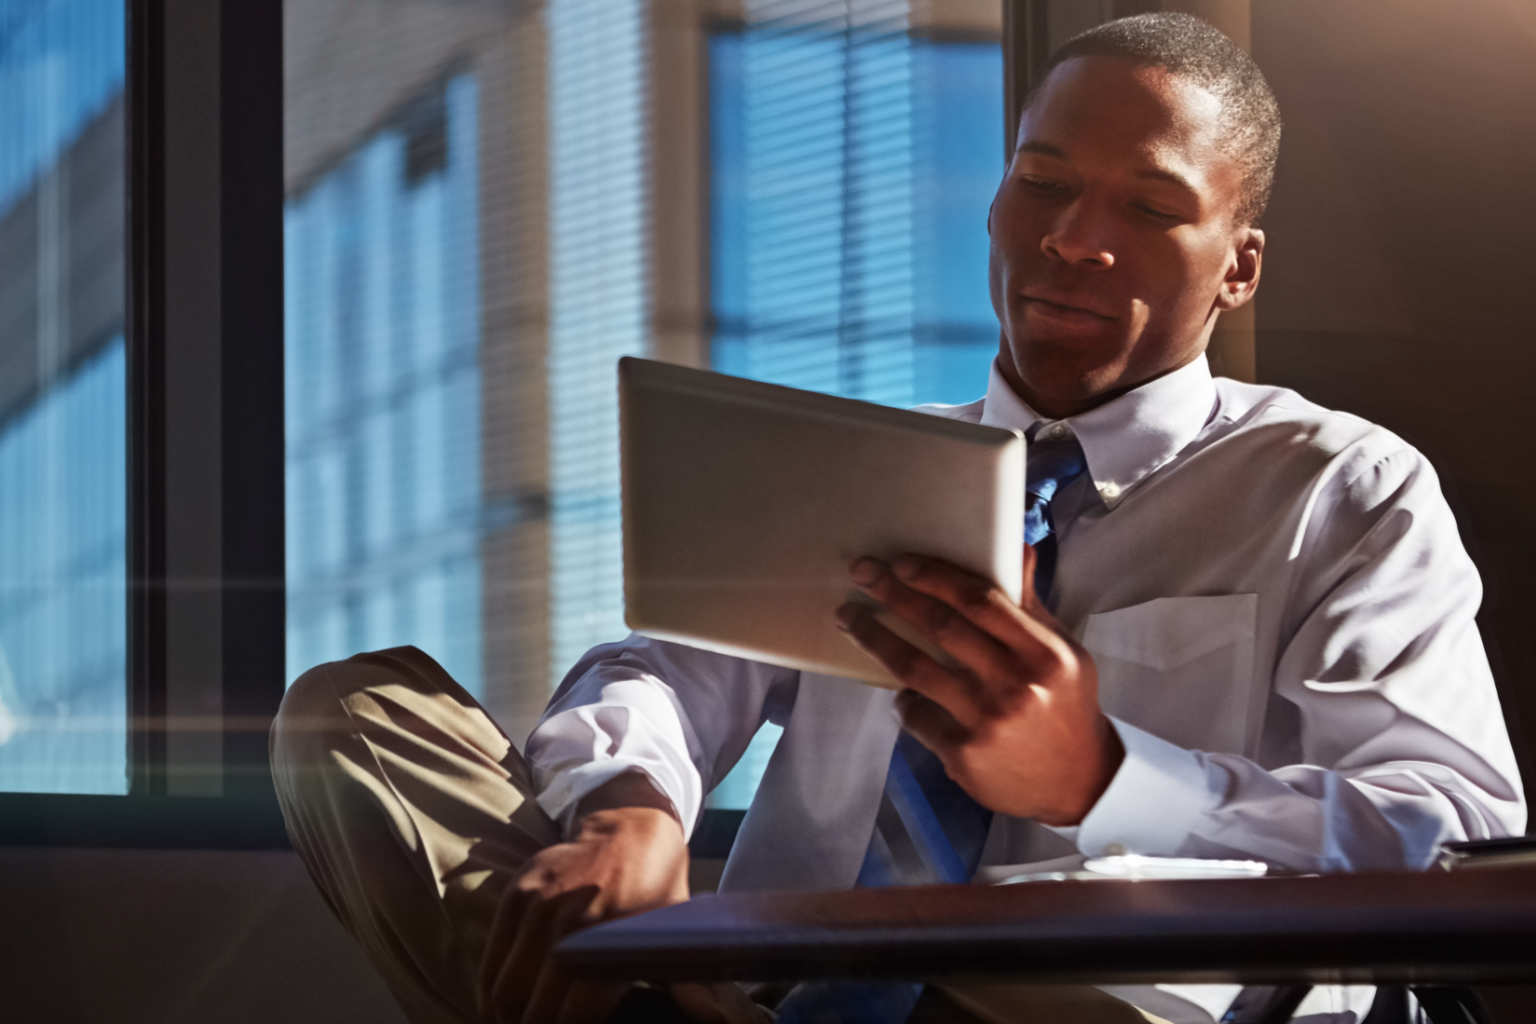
xmin=1026 ymin=432 xmax=1087 ymax=506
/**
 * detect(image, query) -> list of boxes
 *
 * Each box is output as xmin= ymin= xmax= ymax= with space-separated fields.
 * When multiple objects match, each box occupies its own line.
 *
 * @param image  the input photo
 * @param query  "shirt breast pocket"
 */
xmin=1080 ymin=594 xmax=1259 ymax=756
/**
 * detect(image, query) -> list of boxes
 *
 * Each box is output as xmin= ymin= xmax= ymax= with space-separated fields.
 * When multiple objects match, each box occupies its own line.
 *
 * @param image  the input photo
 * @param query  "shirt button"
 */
xmin=1043 ymin=422 xmax=1070 ymax=440
xmin=1098 ymin=481 xmax=1121 ymax=502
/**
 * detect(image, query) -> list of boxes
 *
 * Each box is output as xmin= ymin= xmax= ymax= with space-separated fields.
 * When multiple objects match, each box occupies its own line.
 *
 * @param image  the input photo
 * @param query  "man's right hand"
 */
xmin=516 ymin=801 xmax=691 ymax=917
xmin=478 ymin=771 xmax=690 ymax=1023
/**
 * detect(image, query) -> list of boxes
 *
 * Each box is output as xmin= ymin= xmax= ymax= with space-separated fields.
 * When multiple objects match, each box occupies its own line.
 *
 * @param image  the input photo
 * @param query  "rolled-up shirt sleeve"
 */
xmin=1076 ymin=446 xmax=1526 ymax=871
xmin=525 ymin=633 xmax=797 ymax=837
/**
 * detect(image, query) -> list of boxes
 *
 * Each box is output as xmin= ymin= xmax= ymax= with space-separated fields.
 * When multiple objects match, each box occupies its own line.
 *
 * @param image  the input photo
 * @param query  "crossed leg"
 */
xmin=270 ymin=646 xmax=767 ymax=1023
xmin=269 ymin=645 xmax=1168 ymax=1024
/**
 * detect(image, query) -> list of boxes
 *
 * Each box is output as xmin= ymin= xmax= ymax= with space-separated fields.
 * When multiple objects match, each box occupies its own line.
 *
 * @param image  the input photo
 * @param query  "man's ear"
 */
xmin=1215 ymin=227 xmax=1264 ymax=311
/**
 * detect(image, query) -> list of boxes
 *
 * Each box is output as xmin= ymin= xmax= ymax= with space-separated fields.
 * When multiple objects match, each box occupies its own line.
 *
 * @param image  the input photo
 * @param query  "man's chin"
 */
xmin=1007 ymin=350 xmax=1133 ymax=417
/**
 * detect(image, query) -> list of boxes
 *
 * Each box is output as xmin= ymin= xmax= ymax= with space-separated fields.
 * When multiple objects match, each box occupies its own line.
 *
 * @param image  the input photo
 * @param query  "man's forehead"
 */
xmin=1017 ymin=56 xmax=1237 ymax=196
xmin=1025 ymin=55 xmax=1224 ymax=129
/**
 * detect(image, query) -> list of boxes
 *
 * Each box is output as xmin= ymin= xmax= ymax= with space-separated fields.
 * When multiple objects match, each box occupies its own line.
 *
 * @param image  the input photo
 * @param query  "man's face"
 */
xmin=988 ymin=56 xmax=1264 ymax=416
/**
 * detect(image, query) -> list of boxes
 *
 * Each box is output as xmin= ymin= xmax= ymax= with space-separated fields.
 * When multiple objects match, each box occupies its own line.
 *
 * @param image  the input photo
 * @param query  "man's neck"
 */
xmin=995 ymin=350 xmax=1206 ymax=421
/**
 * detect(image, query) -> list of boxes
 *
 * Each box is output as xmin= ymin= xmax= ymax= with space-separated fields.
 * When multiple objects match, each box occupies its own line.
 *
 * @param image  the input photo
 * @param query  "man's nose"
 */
xmin=1040 ymin=200 xmax=1115 ymax=269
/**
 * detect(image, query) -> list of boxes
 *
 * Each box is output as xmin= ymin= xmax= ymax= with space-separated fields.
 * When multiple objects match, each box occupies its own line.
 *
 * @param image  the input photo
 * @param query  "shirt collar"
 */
xmin=978 ymin=355 xmax=1218 ymax=509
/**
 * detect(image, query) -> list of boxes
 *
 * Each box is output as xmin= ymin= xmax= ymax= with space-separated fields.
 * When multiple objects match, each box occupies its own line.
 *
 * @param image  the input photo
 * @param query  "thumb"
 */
xmin=1019 ymin=543 xmax=1064 ymax=629
xmin=1021 ymin=542 xmax=1041 ymax=608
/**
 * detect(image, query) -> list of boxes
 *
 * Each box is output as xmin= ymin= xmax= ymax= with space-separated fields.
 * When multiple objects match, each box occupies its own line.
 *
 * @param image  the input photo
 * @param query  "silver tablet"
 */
xmin=618 ymin=357 xmax=1025 ymax=688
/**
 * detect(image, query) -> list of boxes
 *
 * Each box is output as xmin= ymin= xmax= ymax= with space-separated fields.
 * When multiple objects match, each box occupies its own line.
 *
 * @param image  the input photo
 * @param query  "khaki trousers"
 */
xmin=269 ymin=646 xmax=1168 ymax=1024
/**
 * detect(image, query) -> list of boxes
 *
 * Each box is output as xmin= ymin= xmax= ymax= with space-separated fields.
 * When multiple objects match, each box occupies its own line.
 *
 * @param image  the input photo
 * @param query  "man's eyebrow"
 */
xmin=1017 ymin=141 xmax=1200 ymax=196
xmin=1015 ymin=140 xmax=1068 ymax=160
xmin=1133 ymin=165 xmax=1199 ymax=195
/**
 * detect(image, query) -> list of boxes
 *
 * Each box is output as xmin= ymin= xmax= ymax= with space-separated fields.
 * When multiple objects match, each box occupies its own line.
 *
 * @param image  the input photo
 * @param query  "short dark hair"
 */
xmin=1029 ymin=12 xmax=1282 ymax=226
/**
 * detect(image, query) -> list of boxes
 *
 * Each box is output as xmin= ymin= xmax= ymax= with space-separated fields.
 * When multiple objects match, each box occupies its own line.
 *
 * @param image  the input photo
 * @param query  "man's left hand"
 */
xmin=838 ymin=549 xmax=1124 ymax=826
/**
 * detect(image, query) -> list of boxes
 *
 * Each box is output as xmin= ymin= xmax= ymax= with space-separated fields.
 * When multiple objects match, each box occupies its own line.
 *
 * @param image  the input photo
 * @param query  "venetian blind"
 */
xmin=712 ymin=0 xmax=924 ymax=408
xmin=546 ymin=0 xmax=653 ymax=684
xmin=705 ymin=0 xmax=1008 ymax=806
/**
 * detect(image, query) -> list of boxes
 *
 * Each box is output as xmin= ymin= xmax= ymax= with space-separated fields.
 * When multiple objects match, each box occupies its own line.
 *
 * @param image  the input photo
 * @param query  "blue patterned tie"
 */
xmin=1022 ymin=426 xmax=1089 ymax=603
xmin=777 ymin=427 xmax=1088 ymax=1023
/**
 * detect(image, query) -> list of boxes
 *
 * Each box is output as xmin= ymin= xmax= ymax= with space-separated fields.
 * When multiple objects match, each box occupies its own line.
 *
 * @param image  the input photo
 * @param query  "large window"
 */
xmin=0 ymin=0 xmax=1002 ymax=819
xmin=0 ymin=0 xmax=128 ymax=794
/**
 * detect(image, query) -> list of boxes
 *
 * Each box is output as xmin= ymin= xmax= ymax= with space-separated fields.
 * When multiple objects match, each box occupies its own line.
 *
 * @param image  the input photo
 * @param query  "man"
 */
xmin=271 ymin=13 xmax=1524 ymax=1024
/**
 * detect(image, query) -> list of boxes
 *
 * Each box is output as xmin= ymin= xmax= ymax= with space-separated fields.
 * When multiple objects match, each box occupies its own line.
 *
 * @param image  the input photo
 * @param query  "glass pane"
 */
xmin=283 ymin=0 xmax=1001 ymax=816
xmin=706 ymin=26 xmax=1003 ymax=808
xmin=708 ymin=33 xmax=1003 ymax=407
xmin=284 ymin=69 xmax=484 ymax=702
xmin=283 ymin=0 xmax=651 ymax=750
xmin=0 ymin=0 xmax=129 ymax=794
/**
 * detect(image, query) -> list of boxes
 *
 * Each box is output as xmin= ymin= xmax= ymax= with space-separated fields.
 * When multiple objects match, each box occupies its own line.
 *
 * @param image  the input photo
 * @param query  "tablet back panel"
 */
xmin=619 ymin=357 xmax=1024 ymax=687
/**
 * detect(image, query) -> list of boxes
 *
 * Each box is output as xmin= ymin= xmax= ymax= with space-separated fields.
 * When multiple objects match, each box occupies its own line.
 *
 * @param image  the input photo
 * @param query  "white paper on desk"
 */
xmin=1083 ymin=854 xmax=1268 ymax=878
xmin=990 ymin=853 xmax=1267 ymax=884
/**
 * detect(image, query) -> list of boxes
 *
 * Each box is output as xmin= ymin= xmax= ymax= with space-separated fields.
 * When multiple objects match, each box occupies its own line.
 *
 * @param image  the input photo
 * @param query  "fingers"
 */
xmin=1019 ymin=543 xmax=1066 ymax=628
xmin=519 ymin=888 xmax=600 ymax=1022
xmin=488 ymin=815 xmax=698 ymax=1021
xmin=480 ymin=883 xmax=540 ymax=1021
xmin=509 ymin=842 xmax=611 ymax=914
xmin=1020 ymin=541 xmax=1041 ymax=611
xmin=835 ymin=603 xmax=987 ymax=730
xmin=886 ymin=554 xmax=1066 ymax=660
xmin=848 ymin=558 xmax=1019 ymax=682
xmin=488 ymin=884 xmax=562 ymax=1022
xmin=486 ymin=884 xmax=597 ymax=1023
xmin=484 ymin=855 xmax=597 ymax=1023
xmin=894 ymin=688 xmax=969 ymax=757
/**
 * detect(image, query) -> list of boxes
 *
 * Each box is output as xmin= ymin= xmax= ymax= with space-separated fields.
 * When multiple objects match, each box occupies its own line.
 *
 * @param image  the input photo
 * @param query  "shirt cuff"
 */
xmin=532 ymin=759 xmax=691 ymax=838
xmin=1075 ymin=716 xmax=1216 ymax=857
xmin=525 ymin=680 xmax=707 ymax=839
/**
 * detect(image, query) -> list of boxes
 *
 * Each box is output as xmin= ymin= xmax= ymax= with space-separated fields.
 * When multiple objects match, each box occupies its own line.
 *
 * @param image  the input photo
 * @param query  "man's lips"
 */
xmin=1019 ymin=293 xmax=1116 ymax=320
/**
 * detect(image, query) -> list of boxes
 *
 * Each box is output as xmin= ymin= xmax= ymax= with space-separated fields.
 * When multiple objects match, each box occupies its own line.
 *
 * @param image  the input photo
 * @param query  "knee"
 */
xmin=269 ymin=653 xmax=401 ymax=783
xmin=269 ymin=661 xmax=348 ymax=795
xmin=269 ymin=647 xmax=449 ymax=775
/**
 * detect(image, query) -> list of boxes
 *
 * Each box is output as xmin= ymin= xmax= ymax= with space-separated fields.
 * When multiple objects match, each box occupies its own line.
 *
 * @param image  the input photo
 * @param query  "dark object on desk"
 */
xmin=1438 ymin=835 xmax=1536 ymax=873
xmin=556 ymin=868 xmax=1536 ymax=988
xmin=1215 ymin=835 xmax=1523 ymax=1024
xmin=1409 ymin=987 xmax=1491 ymax=1024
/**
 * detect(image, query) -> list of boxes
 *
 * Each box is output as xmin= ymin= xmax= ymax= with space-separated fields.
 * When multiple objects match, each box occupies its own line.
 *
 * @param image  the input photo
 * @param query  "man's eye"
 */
xmin=1134 ymin=202 xmax=1181 ymax=222
xmin=1020 ymin=176 xmax=1067 ymax=194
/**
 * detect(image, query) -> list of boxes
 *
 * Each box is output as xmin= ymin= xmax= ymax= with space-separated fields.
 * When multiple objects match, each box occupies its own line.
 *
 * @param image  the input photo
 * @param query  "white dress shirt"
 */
xmin=527 ymin=353 xmax=1524 ymax=952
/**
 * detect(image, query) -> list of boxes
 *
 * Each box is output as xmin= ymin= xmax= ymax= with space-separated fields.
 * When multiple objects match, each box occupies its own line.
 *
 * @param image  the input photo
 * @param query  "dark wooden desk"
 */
xmin=555 ymin=868 xmax=1536 ymax=986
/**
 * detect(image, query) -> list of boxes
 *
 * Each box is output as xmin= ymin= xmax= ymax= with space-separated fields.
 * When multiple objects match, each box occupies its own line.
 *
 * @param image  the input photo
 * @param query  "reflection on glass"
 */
xmin=283 ymin=0 xmax=654 ymax=735
xmin=286 ymin=73 xmax=483 ymax=696
xmin=0 ymin=0 xmax=128 ymax=794
xmin=706 ymin=27 xmax=1003 ymax=809
xmin=709 ymin=33 xmax=1002 ymax=408
xmin=282 ymin=0 xmax=1001 ymax=812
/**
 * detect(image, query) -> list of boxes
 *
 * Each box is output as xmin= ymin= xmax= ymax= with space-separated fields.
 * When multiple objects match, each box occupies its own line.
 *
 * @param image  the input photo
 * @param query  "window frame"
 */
xmin=0 ymin=0 xmax=287 ymax=848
